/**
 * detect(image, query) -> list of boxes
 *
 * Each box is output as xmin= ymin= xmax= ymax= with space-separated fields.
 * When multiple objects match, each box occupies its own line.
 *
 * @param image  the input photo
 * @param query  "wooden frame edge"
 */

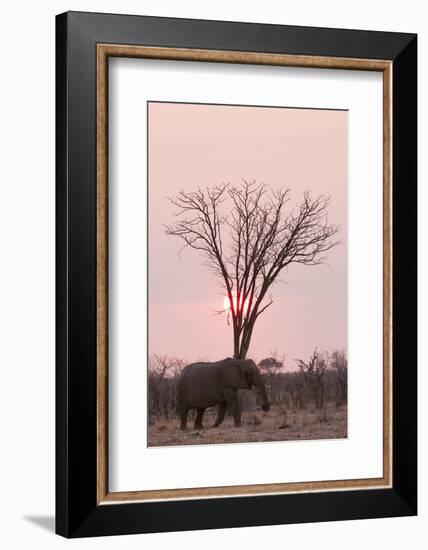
xmin=383 ymin=62 xmax=393 ymax=489
xmin=96 ymin=44 xmax=393 ymax=504
xmin=97 ymin=45 xmax=109 ymax=503
xmin=98 ymin=44 xmax=391 ymax=71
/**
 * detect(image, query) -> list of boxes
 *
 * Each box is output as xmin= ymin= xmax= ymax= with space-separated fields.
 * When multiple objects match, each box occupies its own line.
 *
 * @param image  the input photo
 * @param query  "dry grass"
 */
xmin=148 ymin=403 xmax=347 ymax=447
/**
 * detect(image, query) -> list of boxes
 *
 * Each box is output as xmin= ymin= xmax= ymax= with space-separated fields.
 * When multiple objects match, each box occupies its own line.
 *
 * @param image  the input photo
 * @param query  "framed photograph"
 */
xmin=56 ymin=11 xmax=417 ymax=537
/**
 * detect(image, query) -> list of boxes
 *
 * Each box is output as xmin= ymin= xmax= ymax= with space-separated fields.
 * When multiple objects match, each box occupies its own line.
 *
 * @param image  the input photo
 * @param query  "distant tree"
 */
xmin=258 ymin=356 xmax=284 ymax=376
xmin=166 ymin=180 xmax=338 ymax=359
xmin=149 ymin=354 xmax=172 ymax=378
xmin=148 ymin=355 xmax=185 ymax=420
xmin=330 ymin=349 xmax=348 ymax=405
xmin=258 ymin=354 xmax=286 ymax=405
xmin=295 ymin=349 xmax=328 ymax=409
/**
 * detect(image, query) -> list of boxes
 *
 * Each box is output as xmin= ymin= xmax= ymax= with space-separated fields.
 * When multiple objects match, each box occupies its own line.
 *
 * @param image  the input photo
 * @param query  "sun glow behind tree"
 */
xmin=223 ymin=292 xmax=250 ymax=315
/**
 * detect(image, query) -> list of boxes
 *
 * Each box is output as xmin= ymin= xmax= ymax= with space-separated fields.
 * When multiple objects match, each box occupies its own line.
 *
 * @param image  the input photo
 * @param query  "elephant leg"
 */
xmin=179 ymin=408 xmax=189 ymax=430
xmin=223 ymin=388 xmax=241 ymax=427
xmin=194 ymin=408 xmax=205 ymax=429
xmin=231 ymin=398 xmax=241 ymax=427
xmin=213 ymin=401 xmax=227 ymax=427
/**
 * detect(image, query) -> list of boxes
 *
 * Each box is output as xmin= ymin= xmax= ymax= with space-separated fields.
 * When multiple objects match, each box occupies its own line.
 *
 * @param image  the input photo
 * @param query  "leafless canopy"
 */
xmin=295 ymin=349 xmax=329 ymax=380
xmin=295 ymin=349 xmax=329 ymax=409
xmin=165 ymin=180 xmax=338 ymax=359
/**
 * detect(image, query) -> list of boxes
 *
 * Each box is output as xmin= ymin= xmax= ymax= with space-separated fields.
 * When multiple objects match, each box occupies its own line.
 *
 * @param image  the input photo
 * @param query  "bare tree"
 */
xmin=149 ymin=354 xmax=172 ymax=379
xmin=295 ymin=349 xmax=328 ymax=409
xmin=166 ymin=179 xmax=338 ymax=359
xmin=330 ymin=349 xmax=348 ymax=405
xmin=148 ymin=355 xmax=185 ymax=420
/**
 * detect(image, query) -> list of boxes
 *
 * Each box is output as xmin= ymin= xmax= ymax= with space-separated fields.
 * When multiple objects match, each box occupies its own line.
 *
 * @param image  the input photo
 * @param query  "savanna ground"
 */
xmin=148 ymin=402 xmax=347 ymax=447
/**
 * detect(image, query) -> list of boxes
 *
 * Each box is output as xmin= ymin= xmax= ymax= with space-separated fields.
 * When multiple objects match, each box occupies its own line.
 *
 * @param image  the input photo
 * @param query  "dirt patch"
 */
xmin=148 ymin=403 xmax=347 ymax=447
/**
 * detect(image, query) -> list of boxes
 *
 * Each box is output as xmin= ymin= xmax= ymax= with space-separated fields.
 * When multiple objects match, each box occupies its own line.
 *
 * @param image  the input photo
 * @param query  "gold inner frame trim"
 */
xmin=96 ymin=44 xmax=393 ymax=505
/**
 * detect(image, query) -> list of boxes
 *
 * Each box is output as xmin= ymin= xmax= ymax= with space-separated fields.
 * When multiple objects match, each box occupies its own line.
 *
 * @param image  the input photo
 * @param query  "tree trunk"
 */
xmin=238 ymin=321 xmax=255 ymax=359
xmin=233 ymin=325 xmax=240 ymax=359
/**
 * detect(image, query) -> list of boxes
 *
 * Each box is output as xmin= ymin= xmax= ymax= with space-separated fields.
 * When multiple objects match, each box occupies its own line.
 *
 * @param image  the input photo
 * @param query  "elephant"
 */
xmin=176 ymin=357 xmax=270 ymax=430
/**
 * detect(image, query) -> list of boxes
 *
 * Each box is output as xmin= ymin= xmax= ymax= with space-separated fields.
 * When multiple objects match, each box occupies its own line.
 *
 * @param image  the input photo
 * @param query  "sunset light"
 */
xmin=223 ymin=292 xmax=249 ymax=315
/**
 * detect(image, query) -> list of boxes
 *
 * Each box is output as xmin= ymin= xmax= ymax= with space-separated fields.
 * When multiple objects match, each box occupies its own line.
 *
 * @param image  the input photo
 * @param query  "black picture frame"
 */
xmin=56 ymin=11 xmax=417 ymax=538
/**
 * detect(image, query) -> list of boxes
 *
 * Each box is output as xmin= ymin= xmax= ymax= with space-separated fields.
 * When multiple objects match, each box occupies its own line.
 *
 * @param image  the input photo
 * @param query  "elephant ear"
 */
xmin=220 ymin=359 xmax=252 ymax=389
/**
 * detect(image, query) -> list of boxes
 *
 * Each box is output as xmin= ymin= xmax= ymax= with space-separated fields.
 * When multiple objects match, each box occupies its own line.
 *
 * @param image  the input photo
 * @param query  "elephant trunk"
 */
xmin=253 ymin=370 xmax=270 ymax=411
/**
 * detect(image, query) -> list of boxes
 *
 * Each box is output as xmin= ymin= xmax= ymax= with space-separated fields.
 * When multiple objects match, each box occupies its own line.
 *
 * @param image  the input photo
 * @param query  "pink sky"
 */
xmin=148 ymin=102 xmax=347 ymax=370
